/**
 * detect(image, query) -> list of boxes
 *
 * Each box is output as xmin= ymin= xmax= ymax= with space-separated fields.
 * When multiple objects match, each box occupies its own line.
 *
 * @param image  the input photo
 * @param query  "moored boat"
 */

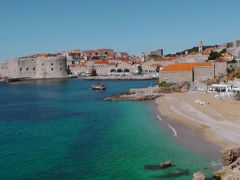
xmin=91 ymin=83 xmax=106 ymax=90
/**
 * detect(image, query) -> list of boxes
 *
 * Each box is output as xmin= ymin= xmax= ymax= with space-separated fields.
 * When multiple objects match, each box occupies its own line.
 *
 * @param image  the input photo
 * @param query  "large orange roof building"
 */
xmin=161 ymin=62 xmax=212 ymax=71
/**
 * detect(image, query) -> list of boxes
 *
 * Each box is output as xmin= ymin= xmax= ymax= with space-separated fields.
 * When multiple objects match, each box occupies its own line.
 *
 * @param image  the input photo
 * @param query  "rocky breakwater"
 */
xmin=104 ymin=82 xmax=190 ymax=101
xmin=104 ymin=86 xmax=163 ymax=101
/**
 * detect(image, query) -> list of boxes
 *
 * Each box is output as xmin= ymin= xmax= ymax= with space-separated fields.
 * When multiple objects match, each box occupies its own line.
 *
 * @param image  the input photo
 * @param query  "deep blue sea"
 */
xmin=0 ymin=79 xmax=217 ymax=179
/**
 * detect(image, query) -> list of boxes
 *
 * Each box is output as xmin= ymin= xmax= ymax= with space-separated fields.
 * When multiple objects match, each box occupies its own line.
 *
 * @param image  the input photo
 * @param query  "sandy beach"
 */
xmin=156 ymin=92 xmax=240 ymax=147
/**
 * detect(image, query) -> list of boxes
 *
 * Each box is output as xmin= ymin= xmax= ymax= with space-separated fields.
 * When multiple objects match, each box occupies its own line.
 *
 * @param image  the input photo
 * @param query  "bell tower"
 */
xmin=199 ymin=40 xmax=203 ymax=53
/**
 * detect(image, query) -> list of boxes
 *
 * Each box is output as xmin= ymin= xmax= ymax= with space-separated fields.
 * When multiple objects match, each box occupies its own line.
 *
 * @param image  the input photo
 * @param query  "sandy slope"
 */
xmin=156 ymin=92 xmax=240 ymax=147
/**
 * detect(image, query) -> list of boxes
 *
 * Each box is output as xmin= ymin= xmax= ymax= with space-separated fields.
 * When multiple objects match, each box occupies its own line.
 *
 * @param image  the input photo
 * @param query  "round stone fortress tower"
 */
xmin=35 ymin=56 xmax=68 ymax=79
xmin=0 ymin=56 xmax=68 ymax=79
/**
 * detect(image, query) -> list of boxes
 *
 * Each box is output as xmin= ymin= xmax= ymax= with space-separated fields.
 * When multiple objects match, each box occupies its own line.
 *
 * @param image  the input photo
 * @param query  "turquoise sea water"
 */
xmin=0 ymin=80 xmax=216 ymax=179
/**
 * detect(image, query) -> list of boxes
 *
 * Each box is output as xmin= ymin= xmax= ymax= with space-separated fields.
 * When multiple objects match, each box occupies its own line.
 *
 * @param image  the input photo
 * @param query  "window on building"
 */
xmin=20 ymin=68 xmax=22 ymax=71
xmin=60 ymin=68 xmax=62 ymax=70
xmin=26 ymin=68 xmax=29 ymax=71
xmin=33 ymin=67 xmax=35 ymax=71
xmin=51 ymin=68 xmax=53 ymax=71
xmin=42 ymin=63 xmax=44 ymax=66
xmin=60 ymin=63 xmax=62 ymax=66
xmin=51 ymin=63 xmax=53 ymax=66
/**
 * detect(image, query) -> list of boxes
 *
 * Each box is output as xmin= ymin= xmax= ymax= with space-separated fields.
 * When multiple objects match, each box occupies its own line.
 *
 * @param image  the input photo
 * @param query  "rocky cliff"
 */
xmin=193 ymin=146 xmax=240 ymax=180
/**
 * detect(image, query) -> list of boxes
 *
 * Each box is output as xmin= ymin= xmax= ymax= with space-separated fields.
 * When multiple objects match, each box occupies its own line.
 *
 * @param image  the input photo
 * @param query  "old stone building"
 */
xmin=159 ymin=62 xmax=226 ymax=83
xmin=220 ymin=40 xmax=240 ymax=59
xmin=68 ymin=59 xmax=135 ymax=76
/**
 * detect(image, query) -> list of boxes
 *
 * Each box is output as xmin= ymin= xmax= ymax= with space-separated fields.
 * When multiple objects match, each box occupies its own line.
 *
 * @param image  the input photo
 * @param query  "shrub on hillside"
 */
xmin=159 ymin=81 xmax=170 ymax=87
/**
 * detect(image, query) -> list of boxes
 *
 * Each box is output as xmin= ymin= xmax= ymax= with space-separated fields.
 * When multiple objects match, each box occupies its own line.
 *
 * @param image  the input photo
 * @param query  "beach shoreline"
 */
xmin=147 ymin=101 xmax=221 ymax=161
xmin=155 ymin=92 xmax=240 ymax=147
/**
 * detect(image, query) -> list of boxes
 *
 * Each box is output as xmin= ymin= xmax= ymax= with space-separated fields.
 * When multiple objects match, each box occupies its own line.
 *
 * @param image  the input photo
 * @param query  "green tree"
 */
xmin=236 ymin=73 xmax=240 ymax=79
xmin=208 ymin=51 xmax=221 ymax=60
xmin=220 ymin=49 xmax=227 ymax=54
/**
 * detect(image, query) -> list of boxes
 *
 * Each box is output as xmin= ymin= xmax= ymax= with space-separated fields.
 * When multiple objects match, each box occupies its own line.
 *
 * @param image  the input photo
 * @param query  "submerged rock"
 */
xmin=153 ymin=169 xmax=190 ymax=178
xmin=145 ymin=160 xmax=173 ymax=171
xmin=144 ymin=165 xmax=162 ymax=170
xmin=193 ymin=171 xmax=205 ymax=180
xmin=160 ymin=160 xmax=172 ymax=169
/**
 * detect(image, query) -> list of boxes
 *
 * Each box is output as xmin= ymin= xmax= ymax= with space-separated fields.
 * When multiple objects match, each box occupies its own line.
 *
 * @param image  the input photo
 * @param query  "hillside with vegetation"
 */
xmin=165 ymin=45 xmax=218 ymax=57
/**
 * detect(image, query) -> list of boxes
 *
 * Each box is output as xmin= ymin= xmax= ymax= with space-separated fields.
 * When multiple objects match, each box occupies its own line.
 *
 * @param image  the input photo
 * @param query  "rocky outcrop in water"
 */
xmin=220 ymin=146 xmax=240 ymax=166
xmin=104 ymin=82 xmax=190 ymax=101
xmin=144 ymin=160 xmax=173 ymax=170
xmin=104 ymin=85 xmax=163 ymax=101
xmin=193 ymin=171 xmax=205 ymax=180
xmin=192 ymin=146 xmax=240 ymax=180
xmin=104 ymin=92 xmax=163 ymax=101
xmin=212 ymin=146 xmax=240 ymax=180
xmin=160 ymin=160 xmax=172 ymax=169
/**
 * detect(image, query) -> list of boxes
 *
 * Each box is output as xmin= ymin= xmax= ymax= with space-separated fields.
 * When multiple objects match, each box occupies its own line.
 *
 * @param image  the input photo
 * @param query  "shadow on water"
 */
xmin=0 ymin=105 xmax=90 ymax=122
xmin=144 ymin=164 xmax=176 ymax=170
xmin=151 ymin=168 xmax=190 ymax=179
xmin=8 ymin=79 xmax=68 ymax=86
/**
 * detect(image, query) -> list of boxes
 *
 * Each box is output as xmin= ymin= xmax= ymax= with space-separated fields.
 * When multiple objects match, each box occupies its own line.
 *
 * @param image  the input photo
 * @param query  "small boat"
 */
xmin=91 ymin=83 xmax=106 ymax=90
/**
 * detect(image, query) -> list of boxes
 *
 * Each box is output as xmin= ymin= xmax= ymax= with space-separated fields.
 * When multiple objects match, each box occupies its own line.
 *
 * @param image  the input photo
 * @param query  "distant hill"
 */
xmin=166 ymin=45 xmax=218 ymax=57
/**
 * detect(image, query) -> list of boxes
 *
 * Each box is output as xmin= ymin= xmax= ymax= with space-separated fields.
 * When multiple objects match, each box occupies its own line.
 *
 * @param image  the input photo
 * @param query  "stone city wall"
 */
xmin=214 ymin=62 xmax=227 ymax=77
xmin=143 ymin=59 xmax=174 ymax=67
xmin=35 ymin=57 xmax=68 ymax=79
xmin=0 ymin=61 xmax=9 ymax=78
xmin=176 ymin=54 xmax=208 ymax=63
xmin=159 ymin=70 xmax=193 ymax=83
xmin=193 ymin=66 xmax=214 ymax=83
xmin=0 ymin=56 xmax=68 ymax=79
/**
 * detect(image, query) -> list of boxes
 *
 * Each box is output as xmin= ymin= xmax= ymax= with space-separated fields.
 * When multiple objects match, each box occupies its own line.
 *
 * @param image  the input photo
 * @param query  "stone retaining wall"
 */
xmin=159 ymin=70 xmax=193 ymax=83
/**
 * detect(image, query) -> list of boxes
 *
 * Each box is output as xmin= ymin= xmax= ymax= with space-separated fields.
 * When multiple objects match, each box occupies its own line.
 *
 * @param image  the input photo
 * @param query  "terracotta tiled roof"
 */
xmin=202 ymin=50 xmax=211 ymax=55
xmin=80 ymin=62 xmax=87 ymax=66
xmin=223 ymin=52 xmax=232 ymax=57
xmin=189 ymin=52 xmax=197 ymax=55
xmin=154 ymin=57 xmax=177 ymax=61
xmin=135 ymin=60 xmax=142 ymax=64
xmin=97 ymin=48 xmax=113 ymax=52
xmin=204 ymin=47 xmax=217 ymax=51
xmin=122 ymin=58 xmax=130 ymax=61
xmin=86 ymin=50 xmax=97 ymax=53
xmin=69 ymin=64 xmax=77 ymax=68
xmin=94 ymin=60 xmax=108 ymax=64
xmin=108 ymin=62 xmax=118 ymax=66
xmin=71 ymin=49 xmax=81 ymax=53
xmin=36 ymin=53 xmax=48 ymax=57
xmin=161 ymin=62 xmax=213 ymax=71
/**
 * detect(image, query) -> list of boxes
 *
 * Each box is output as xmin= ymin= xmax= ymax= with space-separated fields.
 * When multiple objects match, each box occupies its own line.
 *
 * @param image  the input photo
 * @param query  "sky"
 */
xmin=0 ymin=0 xmax=240 ymax=61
